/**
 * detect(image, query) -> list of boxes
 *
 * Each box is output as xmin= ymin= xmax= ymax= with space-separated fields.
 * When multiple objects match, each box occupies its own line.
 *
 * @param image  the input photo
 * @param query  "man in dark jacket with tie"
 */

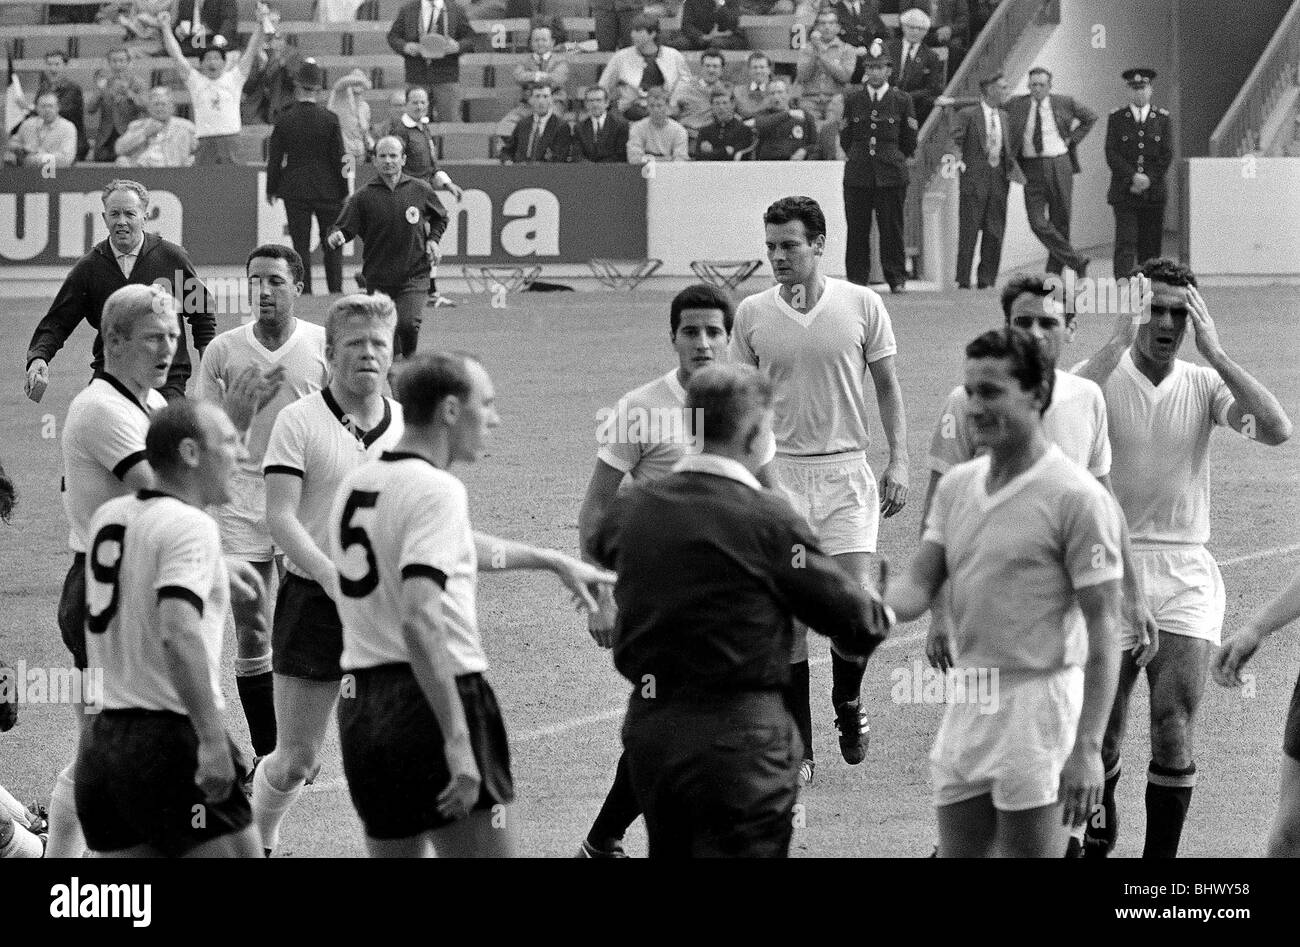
xmin=387 ymin=0 xmax=476 ymax=126
xmin=1004 ymin=66 xmax=1096 ymax=275
xmin=570 ymin=86 xmax=629 ymax=162
xmin=500 ymin=82 xmax=572 ymax=163
xmin=852 ymin=7 xmax=944 ymax=127
xmin=949 ymin=71 xmax=1024 ymax=289
xmin=1105 ymin=67 xmax=1173 ymax=278
xmin=267 ymin=60 xmax=348 ymax=296
xmin=842 ymin=40 xmax=917 ymax=292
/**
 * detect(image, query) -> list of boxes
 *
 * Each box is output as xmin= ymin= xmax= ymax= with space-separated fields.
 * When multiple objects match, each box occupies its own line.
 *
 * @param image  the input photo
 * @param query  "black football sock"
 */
xmin=787 ymin=659 xmax=814 ymax=762
xmin=1144 ymin=761 xmax=1196 ymax=858
xmin=830 ymin=650 xmax=867 ymax=707
xmin=236 ymin=671 xmax=277 ymax=757
xmin=587 ymin=752 xmax=640 ymax=848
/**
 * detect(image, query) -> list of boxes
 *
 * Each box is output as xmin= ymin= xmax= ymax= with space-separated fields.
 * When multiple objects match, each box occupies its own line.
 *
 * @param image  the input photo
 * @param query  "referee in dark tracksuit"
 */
xmin=327 ymin=135 xmax=448 ymax=358
xmin=267 ymin=59 xmax=348 ymax=296
xmin=588 ymin=364 xmax=890 ymax=858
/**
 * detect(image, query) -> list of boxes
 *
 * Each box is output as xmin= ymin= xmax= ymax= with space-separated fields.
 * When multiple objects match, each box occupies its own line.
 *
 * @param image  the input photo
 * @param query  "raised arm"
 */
xmin=237 ymin=7 xmax=270 ymax=78
xmin=473 ymin=532 xmax=615 ymax=612
xmin=157 ymin=11 xmax=194 ymax=74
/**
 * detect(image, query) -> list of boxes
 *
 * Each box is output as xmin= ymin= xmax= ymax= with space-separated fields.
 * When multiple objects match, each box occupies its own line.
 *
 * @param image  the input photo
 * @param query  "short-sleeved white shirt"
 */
xmin=185 ymin=66 xmax=245 ymax=138
xmin=929 ymin=369 xmax=1112 ymax=477
xmin=196 ymin=320 xmax=329 ymax=476
xmin=1090 ymin=350 xmax=1234 ymax=548
xmin=262 ymin=389 xmax=404 ymax=579
xmin=333 ymin=452 xmax=485 ymax=675
xmin=596 ymin=369 xmax=777 ymax=481
xmin=731 ymin=278 xmax=897 ymax=455
xmin=61 ymin=373 xmax=167 ymax=553
xmin=924 ymin=445 xmax=1123 ymax=672
xmin=85 ymin=492 xmax=229 ymax=713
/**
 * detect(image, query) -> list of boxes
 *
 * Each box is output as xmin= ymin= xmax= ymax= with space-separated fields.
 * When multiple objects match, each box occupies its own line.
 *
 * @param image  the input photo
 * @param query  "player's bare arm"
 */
xmin=236 ymin=6 xmax=272 ymax=79
xmin=1060 ymin=579 xmax=1122 ymax=828
xmin=156 ymin=11 xmax=195 ymax=74
xmin=918 ymin=470 xmax=956 ymax=671
xmin=886 ymin=539 xmax=947 ymax=625
xmin=159 ymin=597 xmax=236 ymax=804
xmin=577 ymin=460 xmax=625 ymax=647
xmin=399 ymin=576 xmax=481 ymax=819
xmin=1186 ymin=286 xmax=1292 ymax=445
xmin=1096 ymin=474 xmax=1158 ymax=667
xmin=473 ymin=532 xmax=616 ymax=613
xmin=266 ymin=472 xmax=338 ymax=598
xmin=867 ymin=355 xmax=909 ymax=517
xmin=1213 ymin=565 xmax=1300 ymax=688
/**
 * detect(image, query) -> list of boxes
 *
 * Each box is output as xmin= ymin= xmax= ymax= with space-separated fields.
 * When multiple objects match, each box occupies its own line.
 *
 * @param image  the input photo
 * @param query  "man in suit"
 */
xmin=1106 ymin=67 xmax=1173 ymax=278
xmin=678 ymin=0 xmax=748 ymax=51
xmin=853 ymin=7 xmax=945 ymax=128
xmin=925 ymin=0 xmax=971 ymax=75
xmin=387 ymin=0 xmax=476 ymax=126
xmin=243 ymin=29 xmax=303 ymax=126
xmin=949 ymin=71 xmax=1023 ymax=289
xmin=267 ymin=60 xmax=349 ymax=296
xmin=829 ymin=0 xmax=890 ymax=48
xmin=173 ymin=0 xmax=239 ymax=57
xmin=1005 ymin=66 xmax=1096 ymax=275
xmin=501 ymin=82 xmax=572 ymax=163
xmin=841 ymin=40 xmax=917 ymax=292
xmin=571 ymin=86 xmax=629 ymax=162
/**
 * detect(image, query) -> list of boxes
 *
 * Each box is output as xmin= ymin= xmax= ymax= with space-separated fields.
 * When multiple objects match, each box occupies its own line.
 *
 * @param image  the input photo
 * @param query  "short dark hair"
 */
xmin=107 ymin=46 xmax=130 ymax=60
xmin=393 ymin=352 xmax=477 ymax=427
xmin=1028 ymin=66 xmax=1052 ymax=82
xmin=630 ymin=13 xmax=659 ymax=35
xmin=0 ymin=458 xmax=15 ymax=524
xmin=965 ymin=327 xmax=1055 ymax=415
xmin=978 ymin=70 xmax=1004 ymax=91
xmin=45 ymin=49 xmax=68 ymax=63
xmin=700 ymin=49 xmax=725 ymax=66
xmin=763 ymin=195 xmax=827 ymax=243
xmin=528 ymin=80 xmax=554 ymax=94
xmin=670 ymin=283 xmax=735 ymax=337
xmin=686 ymin=364 xmax=773 ymax=447
xmin=1000 ymin=272 xmax=1070 ymax=323
xmin=815 ymin=7 xmax=839 ymax=22
xmin=199 ymin=46 xmax=226 ymax=63
xmin=747 ymin=52 xmax=772 ymax=68
xmin=1133 ymin=257 xmax=1198 ymax=287
xmin=710 ymin=88 xmax=734 ymax=103
xmin=146 ymin=400 xmax=208 ymax=474
xmin=584 ymin=85 xmax=608 ymax=99
xmin=246 ymin=243 xmax=305 ymax=285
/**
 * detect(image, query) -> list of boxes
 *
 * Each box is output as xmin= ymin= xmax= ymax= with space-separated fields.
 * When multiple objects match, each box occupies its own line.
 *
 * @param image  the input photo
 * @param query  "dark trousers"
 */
xmin=1021 ymin=154 xmax=1086 ymax=273
xmin=622 ymin=692 xmax=801 ymax=858
xmin=844 ymin=183 xmax=907 ymax=288
xmin=956 ymin=177 xmax=1009 ymax=287
xmin=1113 ymin=203 xmax=1165 ymax=279
xmin=594 ymin=8 xmax=638 ymax=51
xmin=285 ymin=199 xmax=344 ymax=295
xmin=369 ymin=284 xmax=425 ymax=358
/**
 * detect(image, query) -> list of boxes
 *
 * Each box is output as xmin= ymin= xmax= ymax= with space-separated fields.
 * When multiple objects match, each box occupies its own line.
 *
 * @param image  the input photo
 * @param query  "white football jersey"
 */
xmin=331 ymin=452 xmax=486 ymax=676
xmin=85 ymin=491 xmax=229 ymax=713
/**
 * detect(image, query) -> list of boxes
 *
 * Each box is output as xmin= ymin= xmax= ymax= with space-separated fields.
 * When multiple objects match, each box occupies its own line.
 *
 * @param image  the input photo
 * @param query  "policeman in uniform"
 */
xmin=841 ymin=39 xmax=917 ymax=293
xmin=1105 ymin=67 xmax=1172 ymax=278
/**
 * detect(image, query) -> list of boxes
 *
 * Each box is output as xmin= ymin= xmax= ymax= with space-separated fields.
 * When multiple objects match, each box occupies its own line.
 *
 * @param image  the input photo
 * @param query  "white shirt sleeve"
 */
xmin=729 ymin=303 xmax=759 ymax=368
xmin=398 ymin=474 xmax=469 ymax=585
xmin=928 ymin=386 xmax=975 ymax=474
xmin=154 ymin=508 xmax=221 ymax=610
xmin=81 ymin=399 xmax=149 ymax=480
xmin=595 ymin=398 xmax=644 ymax=473
xmin=861 ymin=293 xmax=898 ymax=363
xmin=262 ymin=403 xmax=308 ymax=477
xmin=922 ymin=468 xmax=958 ymax=547
xmin=1062 ymin=484 xmax=1124 ymax=590
xmin=1088 ymin=387 xmax=1112 ymax=477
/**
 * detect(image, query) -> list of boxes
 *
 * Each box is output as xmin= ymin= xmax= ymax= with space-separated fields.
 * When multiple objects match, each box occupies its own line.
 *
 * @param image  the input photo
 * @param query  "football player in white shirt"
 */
xmin=331 ymin=352 xmax=615 ymax=856
xmin=76 ymin=399 xmax=262 ymax=857
xmin=253 ymin=294 xmax=404 ymax=854
xmin=1075 ymin=258 xmax=1292 ymax=857
xmin=731 ymin=196 xmax=908 ymax=785
xmin=197 ymin=244 xmax=329 ymax=768
xmin=575 ymin=283 xmax=777 ymax=858
xmin=887 ymin=327 xmax=1124 ymax=857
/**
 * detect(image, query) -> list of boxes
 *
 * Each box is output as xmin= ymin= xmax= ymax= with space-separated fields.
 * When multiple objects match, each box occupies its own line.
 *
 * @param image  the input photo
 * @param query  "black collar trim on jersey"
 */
xmin=380 ymin=450 xmax=443 ymax=469
xmin=323 ymin=387 xmax=393 ymax=447
xmin=136 ymin=489 xmax=181 ymax=502
xmin=93 ymin=370 xmax=149 ymax=416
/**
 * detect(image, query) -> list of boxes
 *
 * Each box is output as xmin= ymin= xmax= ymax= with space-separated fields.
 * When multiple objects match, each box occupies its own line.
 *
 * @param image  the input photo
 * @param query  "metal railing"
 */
xmin=1208 ymin=0 xmax=1300 ymax=156
xmin=903 ymin=0 xmax=1058 ymax=274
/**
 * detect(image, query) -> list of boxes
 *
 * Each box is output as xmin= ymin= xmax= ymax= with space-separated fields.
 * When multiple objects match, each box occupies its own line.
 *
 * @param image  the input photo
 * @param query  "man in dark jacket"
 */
xmin=500 ymin=83 xmax=572 ymax=163
xmin=242 ymin=30 xmax=303 ymax=125
xmin=24 ymin=180 xmax=215 ymax=404
xmin=677 ymin=0 xmax=747 ymax=51
xmin=174 ymin=0 xmax=239 ymax=57
xmin=570 ymin=86 xmax=629 ymax=162
xmin=1105 ymin=67 xmax=1172 ymax=278
xmin=267 ymin=60 xmax=349 ymax=296
xmin=387 ymin=0 xmax=476 ymax=126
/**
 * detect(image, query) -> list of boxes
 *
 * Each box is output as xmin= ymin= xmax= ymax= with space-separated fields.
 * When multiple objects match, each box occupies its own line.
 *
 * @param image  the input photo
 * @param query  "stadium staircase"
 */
xmin=1209 ymin=0 xmax=1300 ymax=157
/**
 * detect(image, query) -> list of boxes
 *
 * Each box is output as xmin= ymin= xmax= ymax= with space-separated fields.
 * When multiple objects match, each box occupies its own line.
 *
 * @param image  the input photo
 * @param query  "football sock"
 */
xmin=1086 ymin=761 xmax=1121 ymax=852
xmin=428 ymin=271 xmax=439 ymax=297
xmin=587 ymin=752 xmax=640 ymax=848
xmin=0 ymin=784 xmax=30 ymax=826
xmin=1144 ymin=761 xmax=1196 ymax=858
xmin=788 ymin=659 xmax=813 ymax=762
xmin=0 ymin=819 xmax=42 ymax=858
xmin=830 ymin=650 xmax=867 ymax=707
xmin=251 ymin=756 xmax=304 ymax=852
xmin=45 ymin=765 xmax=85 ymax=858
xmin=234 ymin=666 xmax=276 ymax=757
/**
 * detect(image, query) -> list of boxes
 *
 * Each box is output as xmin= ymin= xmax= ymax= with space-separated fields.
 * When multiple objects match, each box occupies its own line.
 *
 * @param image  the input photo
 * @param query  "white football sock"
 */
xmin=45 ymin=766 xmax=85 ymax=858
xmin=0 ymin=820 xmax=42 ymax=858
xmin=251 ymin=757 xmax=303 ymax=852
xmin=0 ymin=784 xmax=30 ymax=826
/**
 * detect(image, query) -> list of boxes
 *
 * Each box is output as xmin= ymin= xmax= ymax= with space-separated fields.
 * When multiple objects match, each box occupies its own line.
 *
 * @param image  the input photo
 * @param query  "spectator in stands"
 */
xmin=734 ymin=51 xmax=774 ymax=119
xmin=159 ymin=8 xmax=269 ymax=165
xmin=329 ymin=69 xmax=374 ymax=164
xmin=676 ymin=49 xmax=732 ymax=146
xmin=243 ymin=29 xmax=303 ymax=126
xmin=507 ymin=0 xmax=569 ymax=49
xmin=815 ymin=112 xmax=845 ymax=159
xmin=677 ymin=0 xmax=748 ymax=51
xmin=823 ymin=0 xmax=889 ymax=49
xmin=268 ymin=60 xmax=349 ymax=296
xmin=173 ymin=0 xmax=239 ymax=57
xmin=926 ymin=0 xmax=970 ymax=75
xmin=599 ymin=15 xmax=691 ymax=121
xmin=627 ymin=86 xmax=689 ymax=163
xmin=570 ymin=86 xmax=629 ymax=162
xmin=593 ymin=0 xmax=644 ymax=52
xmin=740 ymin=0 xmax=794 ymax=15
xmin=853 ymin=6 xmax=943 ymax=127
xmin=107 ymin=0 xmax=172 ymax=58
xmin=970 ymin=0 xmax=1001 ymax=39
xmin=796 ymin=7 xmax=856 ymax=125
xmin=387 ymin=0 xmax=476 ymax=126
xmin=497 ymin=22 xmax=572 ymax=144
xmin=114 ymin=87 xmax=197 ymax=167
xmin=696 ymin=88 xmax=754 ymax=160
xmin=319 ymin=0 xmax=370 ymax=22
xmin=36 ymin=51 xmax=87 ymax=161
xmin=501 ymin=82 xmax=572 ymax=163
xmin=5 ymin=92 xmax=77 ymax=168
xmin=371 ymin=89 xmax=409 ymax=142
xmin=751 ymin=77 xmax=816 ymax=159
xmin=87 ymin=47 xmax=147 ymax=163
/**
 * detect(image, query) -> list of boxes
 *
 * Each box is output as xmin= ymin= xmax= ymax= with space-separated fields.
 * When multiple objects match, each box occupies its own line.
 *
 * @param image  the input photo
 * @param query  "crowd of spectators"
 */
xmin=5 ymin=1 xmax=1001 ymax=167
